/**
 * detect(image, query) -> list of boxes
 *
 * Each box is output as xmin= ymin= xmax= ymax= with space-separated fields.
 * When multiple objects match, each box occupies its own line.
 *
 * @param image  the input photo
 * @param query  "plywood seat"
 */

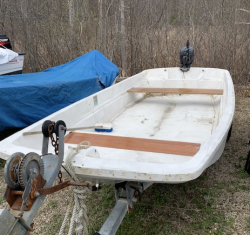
xmin=64 ymin=132 xmax=200 ymax=156
xmin=127 ymin=87 xmax=223 ymax=95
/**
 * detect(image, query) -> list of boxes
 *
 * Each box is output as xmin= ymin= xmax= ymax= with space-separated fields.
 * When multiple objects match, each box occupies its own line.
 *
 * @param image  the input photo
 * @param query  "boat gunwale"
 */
xmin=0 ymin=68 xmax=235 ymax=183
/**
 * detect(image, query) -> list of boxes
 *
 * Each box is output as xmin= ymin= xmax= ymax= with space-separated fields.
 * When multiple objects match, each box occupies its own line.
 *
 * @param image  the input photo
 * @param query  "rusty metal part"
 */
xmin=48 ymin=122 xmax=59 ymax=155
xmin=12 ymin=191 xmax=24 ymax=195
xmin=4 ymin=152 xmax=25 ymax=190
xmin=6 ymin=179 xmax=88 ymax=210
xmin=61 ymin=164 xmax=74 ymax=180
xmin=5 ymin=173 xmax=46 ymax=211
xmin=37 ymin=180 xmax=89 ymax=195
xmin=130 ymin=185 xmax=141 ymax=201
xmin=58 ymin=170 xmax=63 ymax=183
xmin=25 ymin=222 xmax=34 ymax=235
xmin=9 ymin=155 xmax=22 ymax=184
xmin=128 ymin=205 xmax=133 ymax=214
xmin=30 ymin=178 xmax=38 ymax=200
xmin=48 ymin=122 xmax=55 ymax=134
xmin=18 ymin=153 xmax=45 ymax=189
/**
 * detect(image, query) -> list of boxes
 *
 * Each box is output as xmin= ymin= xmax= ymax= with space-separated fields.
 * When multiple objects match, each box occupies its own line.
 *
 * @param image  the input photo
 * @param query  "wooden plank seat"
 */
xmin=64 ymin=132 xmax=201 ymax=156
xmin=127 ymin=87 xmax=223 ymax=95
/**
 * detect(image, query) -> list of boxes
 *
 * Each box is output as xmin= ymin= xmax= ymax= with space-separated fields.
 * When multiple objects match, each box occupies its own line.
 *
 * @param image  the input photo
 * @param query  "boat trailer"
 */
xmin=0 ymin=120 xmax=152 ymax=235
xmin=93 ymin=181 xmax=152 ymax=235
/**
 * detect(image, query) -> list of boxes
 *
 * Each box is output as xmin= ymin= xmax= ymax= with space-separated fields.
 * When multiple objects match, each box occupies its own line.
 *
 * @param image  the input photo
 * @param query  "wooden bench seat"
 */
xmin=127 ymin=87 xmax=223 ymax=95
xmin=64 ymin=133 xmax=200 ymax=156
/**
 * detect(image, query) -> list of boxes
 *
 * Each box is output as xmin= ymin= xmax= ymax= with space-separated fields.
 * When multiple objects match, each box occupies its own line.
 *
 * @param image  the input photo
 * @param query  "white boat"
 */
xmin=0 ymin=67 xmax=235 ymax=185
xmin=0 ymin=34 xmax=25 ymax=75
xmin=0 ymin=52 xmax=25 ymax=75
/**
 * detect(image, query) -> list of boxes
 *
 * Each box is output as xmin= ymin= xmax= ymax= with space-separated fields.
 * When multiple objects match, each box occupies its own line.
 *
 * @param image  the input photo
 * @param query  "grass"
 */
xmin=0 ymin=196 xmax=4 ymax=205
xmin=86 ymin=177 xmax=235 ymax=234
xmin=246 ymin=217 xmax=250 ymax=232
xmin=0 ymin=159 xmax=6 ymax=168
xmin=87 ymin=183 xmax=236 ymax=234
xmin=0 ymin=159 xmax=6 ymax=205
xmin=84 ymin=92 xmax=250 ymax=234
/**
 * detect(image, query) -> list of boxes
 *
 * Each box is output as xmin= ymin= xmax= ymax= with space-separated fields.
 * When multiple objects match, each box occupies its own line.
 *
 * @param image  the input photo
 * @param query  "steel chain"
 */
xmin=58 ymin=170 xmax=63 ymax=183
xmin=48 ymin=122 xmax=59 ymax=155
xmin=48 ymin=122 xmax=61 ymax=183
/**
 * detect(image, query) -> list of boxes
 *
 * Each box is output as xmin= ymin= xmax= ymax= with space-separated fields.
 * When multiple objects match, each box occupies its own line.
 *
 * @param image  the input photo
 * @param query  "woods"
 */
xmin=0 ymin=0 xmax=250 ymax=82
xmin=1 ymin=1 xmax=250 ymax=234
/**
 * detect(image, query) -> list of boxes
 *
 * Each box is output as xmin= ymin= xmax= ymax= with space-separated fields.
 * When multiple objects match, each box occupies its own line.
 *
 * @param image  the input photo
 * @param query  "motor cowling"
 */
xmin=180 ymin=40 xmax=194 ymax=72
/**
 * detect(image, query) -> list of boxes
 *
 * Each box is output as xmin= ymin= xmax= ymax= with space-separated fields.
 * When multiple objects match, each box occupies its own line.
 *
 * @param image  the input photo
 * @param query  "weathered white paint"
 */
xmin=0 ymin=53 xmax=25 ymax=75
xmin=0 ymin=67 xmax=235 ymax=184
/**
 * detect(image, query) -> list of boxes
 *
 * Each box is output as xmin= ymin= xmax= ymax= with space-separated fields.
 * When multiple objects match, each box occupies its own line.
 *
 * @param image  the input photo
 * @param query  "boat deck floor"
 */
xmin=66 ymin=94 xmax=220 ymax=165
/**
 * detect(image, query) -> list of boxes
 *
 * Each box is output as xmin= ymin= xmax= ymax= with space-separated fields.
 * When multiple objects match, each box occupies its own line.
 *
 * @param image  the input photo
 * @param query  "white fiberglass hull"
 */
xmin=0 ymin=53 xmax=25 ymax=75
xmin=0 ymin=67 xmax=235 ymax=184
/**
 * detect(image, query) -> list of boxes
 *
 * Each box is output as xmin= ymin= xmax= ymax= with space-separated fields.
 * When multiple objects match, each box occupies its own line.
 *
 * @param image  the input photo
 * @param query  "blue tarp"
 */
xmin=0 ymin=50 xmax=119 ymax=131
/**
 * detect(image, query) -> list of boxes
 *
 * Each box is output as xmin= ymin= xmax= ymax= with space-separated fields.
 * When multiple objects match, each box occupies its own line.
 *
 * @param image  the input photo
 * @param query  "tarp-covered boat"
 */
xmin=0 ymin=50 xmax=119 ymax=131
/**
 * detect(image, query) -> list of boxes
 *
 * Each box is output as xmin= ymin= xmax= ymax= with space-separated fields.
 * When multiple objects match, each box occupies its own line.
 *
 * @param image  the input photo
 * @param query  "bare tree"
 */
xmin=0 ymin=0 xmax=249 ymax=83
xmin=120 ymin=0 xmax=127 ymax=76
xmin=68 ymin=0 xmax=75 ymax=26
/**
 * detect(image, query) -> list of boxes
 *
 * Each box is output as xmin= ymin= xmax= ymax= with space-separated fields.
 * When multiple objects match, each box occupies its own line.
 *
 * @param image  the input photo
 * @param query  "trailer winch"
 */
xmin=0 ymin=120 xmax=88 ymax=235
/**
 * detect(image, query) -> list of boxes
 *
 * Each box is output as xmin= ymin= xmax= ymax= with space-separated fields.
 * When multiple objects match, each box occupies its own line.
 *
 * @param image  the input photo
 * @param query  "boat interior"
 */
xmin=10 ymin=68 xmax=226 ymax=162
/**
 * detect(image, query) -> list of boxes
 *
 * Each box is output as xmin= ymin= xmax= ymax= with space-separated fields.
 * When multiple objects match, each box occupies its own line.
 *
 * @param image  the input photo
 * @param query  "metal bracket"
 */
xmin=114 ymin=181 xmax=133 ymax=209
xmin=37 ymin=180 xmax=89 ymax=195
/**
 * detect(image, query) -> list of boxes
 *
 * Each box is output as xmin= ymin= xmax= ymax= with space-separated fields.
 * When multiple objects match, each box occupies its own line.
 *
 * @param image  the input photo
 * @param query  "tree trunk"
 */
xmin=120 ymin=0 xmax=127 ymax=76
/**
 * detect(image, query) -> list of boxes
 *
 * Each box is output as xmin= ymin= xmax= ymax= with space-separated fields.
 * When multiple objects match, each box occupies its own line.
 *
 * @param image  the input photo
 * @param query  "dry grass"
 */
xmin=1 ymin=86 xmax=250 ymax=234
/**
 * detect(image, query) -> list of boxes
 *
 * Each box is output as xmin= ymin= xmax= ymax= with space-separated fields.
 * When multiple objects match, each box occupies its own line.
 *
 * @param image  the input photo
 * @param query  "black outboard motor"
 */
xmin=0 ymin=35 xmax=12 ymax=50
xmin=180 ymin=40 xmax=194 ymax=72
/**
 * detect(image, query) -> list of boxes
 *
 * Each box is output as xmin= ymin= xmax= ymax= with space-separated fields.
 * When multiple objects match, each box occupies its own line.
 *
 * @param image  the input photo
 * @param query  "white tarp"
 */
xmin=0 ymin=48 xmax=18 ymax=65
